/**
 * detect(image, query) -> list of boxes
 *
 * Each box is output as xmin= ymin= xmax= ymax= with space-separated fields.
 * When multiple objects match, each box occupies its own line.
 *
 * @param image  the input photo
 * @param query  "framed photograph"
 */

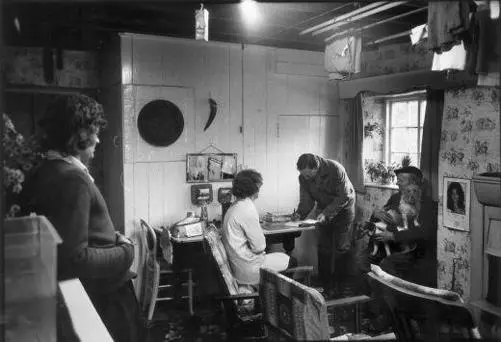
xmin=442 ymin=177 xmax=471 ymax=231
xmin=186 ymin=153 xmax=237 ymax=183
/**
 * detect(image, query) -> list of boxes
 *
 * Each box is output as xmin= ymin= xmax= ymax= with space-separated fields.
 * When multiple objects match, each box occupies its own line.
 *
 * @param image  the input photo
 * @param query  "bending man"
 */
xmin=293 ymin=153 xmax=356 ymax=297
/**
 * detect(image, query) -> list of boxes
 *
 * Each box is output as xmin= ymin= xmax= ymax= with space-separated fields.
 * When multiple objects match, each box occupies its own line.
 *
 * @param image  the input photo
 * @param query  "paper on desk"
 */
xmin=284 ymin=219 xmax=318 ymax=227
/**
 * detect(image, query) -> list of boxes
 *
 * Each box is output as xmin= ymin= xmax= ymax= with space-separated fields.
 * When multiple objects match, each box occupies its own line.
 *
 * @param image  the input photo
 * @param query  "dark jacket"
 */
xmin=22 ymin=159 xmax=135 ymax=294
xmin=379 ymin=192 xmax=437 ymax=259
xmin=297 ymin=157 xmax=355 ymax=220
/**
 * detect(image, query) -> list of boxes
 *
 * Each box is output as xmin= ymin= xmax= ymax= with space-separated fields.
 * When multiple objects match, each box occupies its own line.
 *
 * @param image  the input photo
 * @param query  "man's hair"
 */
xmin=232 ymin=169 xmax=263 ymax=199
xmin=296 ymin=153 xmax=319 ymax=171
xmin=38 ymin=94 xmax=107 ymax=154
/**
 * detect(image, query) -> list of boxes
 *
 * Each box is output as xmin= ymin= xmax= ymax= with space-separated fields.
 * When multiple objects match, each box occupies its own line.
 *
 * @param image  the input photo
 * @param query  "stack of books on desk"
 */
xmin=261 ymin=213 xmax=292 ymax=223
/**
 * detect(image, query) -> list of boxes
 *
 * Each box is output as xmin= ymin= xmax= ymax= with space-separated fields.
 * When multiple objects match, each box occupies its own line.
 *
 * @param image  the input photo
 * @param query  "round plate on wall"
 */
xmin=137 ymin=99 xmax=184 ymax=147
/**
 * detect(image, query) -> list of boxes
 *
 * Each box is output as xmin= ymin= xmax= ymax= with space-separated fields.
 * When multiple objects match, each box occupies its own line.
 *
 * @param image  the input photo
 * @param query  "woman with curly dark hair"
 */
xmin=221 ymin=169 xmax=293 ymax=289
xmin=22 ymin=94 xmax=141 ymax=342
xmin=447 ymin=181 xmax=466 ymax=215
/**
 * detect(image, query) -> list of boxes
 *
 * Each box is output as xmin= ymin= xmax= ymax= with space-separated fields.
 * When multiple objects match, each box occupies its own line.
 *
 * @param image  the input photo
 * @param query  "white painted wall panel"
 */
xmin=131 ymin=86 xmax=195 ymax=162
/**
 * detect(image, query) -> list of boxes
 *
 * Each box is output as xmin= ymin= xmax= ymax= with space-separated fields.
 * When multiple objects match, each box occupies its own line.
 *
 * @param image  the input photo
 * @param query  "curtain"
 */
xmin=420 ymin=89 xmax=444 ymax=202
xmin=347 ymin=92 xmax=364 ymax=192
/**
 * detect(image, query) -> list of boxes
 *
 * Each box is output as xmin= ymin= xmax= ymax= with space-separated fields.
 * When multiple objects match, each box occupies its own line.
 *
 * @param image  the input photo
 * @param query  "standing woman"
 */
xmin=22 ymin=94 xmax=141 ymax=342
xmin=222 ymin=169 xmax=292 ymax=289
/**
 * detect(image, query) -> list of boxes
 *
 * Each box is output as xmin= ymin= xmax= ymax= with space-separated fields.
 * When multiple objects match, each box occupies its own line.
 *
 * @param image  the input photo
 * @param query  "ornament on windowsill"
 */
xmin=195 ymin=4 xmax=209 ymax=41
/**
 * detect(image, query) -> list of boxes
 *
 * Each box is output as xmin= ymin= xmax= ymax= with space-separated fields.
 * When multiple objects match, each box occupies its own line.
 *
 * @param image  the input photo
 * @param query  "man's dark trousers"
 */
xmin=317 ymin=203 xmax=355 ymax=293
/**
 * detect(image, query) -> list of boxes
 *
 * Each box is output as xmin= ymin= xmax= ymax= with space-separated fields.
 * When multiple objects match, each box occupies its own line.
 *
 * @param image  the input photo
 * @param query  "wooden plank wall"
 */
xmin=114 ymin=34 xmax=339 ymax=268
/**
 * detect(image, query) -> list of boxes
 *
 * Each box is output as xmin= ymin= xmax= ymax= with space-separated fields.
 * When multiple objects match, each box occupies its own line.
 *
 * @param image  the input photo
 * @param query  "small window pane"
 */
xmin=420 ymin=100 xmax=427 ymax=126
xmin=407 ymin=101 xmax=418 ymax=126
xmin=391 ymin=153 xmax=419 ymax=166
xmin=391 ymin=128 xmax=418 ymax=152
xmin=391 ymin=100 xmax=418 ymax=127
xmin=390 ymin=102 xmax=407 ymax=126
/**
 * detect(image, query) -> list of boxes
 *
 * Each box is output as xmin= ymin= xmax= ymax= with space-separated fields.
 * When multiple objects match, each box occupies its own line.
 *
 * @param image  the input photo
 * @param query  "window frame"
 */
xmin=383 ymin=91 xmax=427 ymax=168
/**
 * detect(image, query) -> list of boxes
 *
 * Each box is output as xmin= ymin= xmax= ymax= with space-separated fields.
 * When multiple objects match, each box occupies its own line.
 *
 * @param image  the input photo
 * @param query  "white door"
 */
xmin=277 ymin=114 xmax=339 ymax=212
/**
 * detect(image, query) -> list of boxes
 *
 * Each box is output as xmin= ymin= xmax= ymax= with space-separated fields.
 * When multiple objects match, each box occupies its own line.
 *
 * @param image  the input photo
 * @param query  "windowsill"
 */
xmin=364 ymin=183 xmax=399 ymax=190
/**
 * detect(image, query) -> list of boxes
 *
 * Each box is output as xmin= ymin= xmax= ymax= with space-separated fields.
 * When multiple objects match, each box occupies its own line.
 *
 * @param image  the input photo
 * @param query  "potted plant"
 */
xmin=3 ymin=113 xmax=40 ymax=217
xmin=365 ymin=160 xmax=398 ymax=185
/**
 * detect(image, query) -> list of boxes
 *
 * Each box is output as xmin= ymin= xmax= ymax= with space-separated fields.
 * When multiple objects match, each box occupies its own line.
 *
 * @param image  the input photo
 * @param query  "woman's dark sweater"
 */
xmin=22 ymin=159 xmax=134 ymax=294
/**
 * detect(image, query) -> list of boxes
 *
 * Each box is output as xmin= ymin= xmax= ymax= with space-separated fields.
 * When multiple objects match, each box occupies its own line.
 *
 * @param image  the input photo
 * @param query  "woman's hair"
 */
xmin=38 ymin=94 xmax=107 ymax=154
xmin=232 ymin=169 xmax=263 ymax=199
xmin=447 ymin=182 xmax=465 ymax=211
xmin=296 ymin=153 xmax=320 ymax=171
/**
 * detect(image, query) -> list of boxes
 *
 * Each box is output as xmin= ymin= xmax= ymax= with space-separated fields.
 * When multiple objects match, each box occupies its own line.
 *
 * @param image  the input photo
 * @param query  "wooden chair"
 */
xmin=202 ymin=223 xmax=313 ymax=340
xmin=259 ymin=267 xmax=394 ymax=341
xmin=367 ymin=264 xmax=482 ymax=342
xmin=138 ymin=219 xmax=194 ymax=325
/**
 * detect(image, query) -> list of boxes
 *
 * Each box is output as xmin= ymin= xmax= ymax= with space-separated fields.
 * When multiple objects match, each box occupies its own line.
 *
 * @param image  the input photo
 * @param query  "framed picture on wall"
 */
xmin=186 ymin=153 xmax=237 ymax=183
xmin=442 ymin=177 xmax=471 ymax=231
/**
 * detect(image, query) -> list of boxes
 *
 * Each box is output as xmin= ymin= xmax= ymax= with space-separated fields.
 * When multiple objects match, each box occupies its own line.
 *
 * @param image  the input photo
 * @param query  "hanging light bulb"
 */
xmin=241 ymin=0 xmax=261 ymax=28
xmin=195 ymin=4 xmax=209 ymax=41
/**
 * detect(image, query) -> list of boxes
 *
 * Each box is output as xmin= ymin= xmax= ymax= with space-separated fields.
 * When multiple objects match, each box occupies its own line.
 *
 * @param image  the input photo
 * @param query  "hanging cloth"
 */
xmin=427 ymin=1 xmax=472 ymax=53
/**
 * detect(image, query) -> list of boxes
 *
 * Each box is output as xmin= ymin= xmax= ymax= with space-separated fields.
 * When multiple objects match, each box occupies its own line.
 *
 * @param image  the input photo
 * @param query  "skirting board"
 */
xmin=335 ymin=70 xmax=478 ymax=99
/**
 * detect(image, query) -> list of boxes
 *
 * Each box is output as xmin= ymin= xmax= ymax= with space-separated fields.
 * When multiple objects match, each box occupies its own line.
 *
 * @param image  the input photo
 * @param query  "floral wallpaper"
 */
xmin=437 ymin=87 xmax=501 ymax=300
xmin=360 ymin=41 xmax=433 ymax=77
xmin=361 ymin=94 xmax=386 ymax=184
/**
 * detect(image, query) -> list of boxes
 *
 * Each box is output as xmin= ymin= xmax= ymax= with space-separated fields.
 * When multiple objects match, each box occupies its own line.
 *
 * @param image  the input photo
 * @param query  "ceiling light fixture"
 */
xmin=241 ymin=0 xmax=261 ymax=28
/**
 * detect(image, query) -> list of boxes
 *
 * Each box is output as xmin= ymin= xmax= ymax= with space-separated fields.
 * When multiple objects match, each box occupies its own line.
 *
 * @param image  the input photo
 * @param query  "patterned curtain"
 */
xmin=420 ymin=89 xmax=444 ymax=202
xmin=347 ymin=92 xmax=364 ymax=192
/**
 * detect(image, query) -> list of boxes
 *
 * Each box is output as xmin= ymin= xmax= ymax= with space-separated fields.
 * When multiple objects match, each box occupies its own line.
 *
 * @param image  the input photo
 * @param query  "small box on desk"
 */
xmin=171 ymin=220 xmax=205 ymax=238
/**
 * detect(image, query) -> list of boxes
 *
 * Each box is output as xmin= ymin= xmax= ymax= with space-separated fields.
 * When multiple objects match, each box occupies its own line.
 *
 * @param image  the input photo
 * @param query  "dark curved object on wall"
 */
xmin=137 ymin=99 xmax=184 ymax=147
xmin=204 ymin=98 xmax=218 ymax=131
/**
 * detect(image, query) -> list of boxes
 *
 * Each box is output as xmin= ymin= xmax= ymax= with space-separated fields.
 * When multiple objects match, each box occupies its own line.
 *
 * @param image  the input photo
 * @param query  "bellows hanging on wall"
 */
xmin=137 ymin=100 xmax=184 ymax=147
xmin=195 ymin=4 xmax=209 ymax=41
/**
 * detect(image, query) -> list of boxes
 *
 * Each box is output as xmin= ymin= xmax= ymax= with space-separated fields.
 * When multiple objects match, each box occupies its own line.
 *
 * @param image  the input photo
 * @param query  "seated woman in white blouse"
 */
xmin=222 ymin=169 xmax=292 ymax=288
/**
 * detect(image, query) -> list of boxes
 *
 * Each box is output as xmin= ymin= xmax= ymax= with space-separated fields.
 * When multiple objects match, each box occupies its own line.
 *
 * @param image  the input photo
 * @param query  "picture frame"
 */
xmin=442 ymin=176 xmax=471 ymax=231
xmin=186 ymin=153 xmax=237 ymax=183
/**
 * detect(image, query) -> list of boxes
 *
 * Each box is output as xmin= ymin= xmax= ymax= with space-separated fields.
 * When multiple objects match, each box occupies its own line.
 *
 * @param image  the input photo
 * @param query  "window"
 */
xmin=384 ymin=92 xmax=426 ymax=167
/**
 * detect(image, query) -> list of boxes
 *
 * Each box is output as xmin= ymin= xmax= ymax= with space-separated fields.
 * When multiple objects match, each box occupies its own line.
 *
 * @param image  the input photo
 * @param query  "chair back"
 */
xmin=259 ymin=267 xmax=331 ymax=341
xmin=203 ymin=224 xmax=240 ymax=296
xmin=368 ymin=264 xmax=481 ymax=341
xmin=138 ymin=219 xmax=160 ymax=315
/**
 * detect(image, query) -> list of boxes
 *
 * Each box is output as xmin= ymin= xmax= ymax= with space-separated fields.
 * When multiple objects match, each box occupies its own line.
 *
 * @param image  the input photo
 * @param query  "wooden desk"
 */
xmin=168 ymin=223 xmax=316 ymax=299
xmin=171 ymin=222 xmax=316 ymax=254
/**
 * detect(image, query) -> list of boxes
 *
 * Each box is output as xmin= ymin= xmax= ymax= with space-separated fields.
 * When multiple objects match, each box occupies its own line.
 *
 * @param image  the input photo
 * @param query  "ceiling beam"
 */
xmin=325 ymin=6 xmax=427 ymax=42
xmin=365 ymin=28 xmax=415 ymax=46
xmin=300 ymin=2 xmax=387 ymax=35
xmin=312 ymin=1 xmax=410 ymax=36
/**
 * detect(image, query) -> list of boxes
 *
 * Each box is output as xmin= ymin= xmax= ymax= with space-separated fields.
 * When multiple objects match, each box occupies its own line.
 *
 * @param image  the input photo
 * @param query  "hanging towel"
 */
xmin=490 ymin=0 xmax=500 ymax=19
xmin=324 ymin=34 xmax=362 ymax=77
xmin=427 ymin=1 xmax=472 ymax=53
xmin=432 ymin=41 xmax=468 ymax=71
xmin=410 ymin=24 xmax=428 ymax=45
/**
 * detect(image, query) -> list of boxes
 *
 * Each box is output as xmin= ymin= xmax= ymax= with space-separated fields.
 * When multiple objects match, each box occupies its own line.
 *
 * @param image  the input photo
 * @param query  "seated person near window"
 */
xmin=222 ymin=169 xmax=293 ymax=289
xmin=358 ymin=165 xmax=436 ymax=289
